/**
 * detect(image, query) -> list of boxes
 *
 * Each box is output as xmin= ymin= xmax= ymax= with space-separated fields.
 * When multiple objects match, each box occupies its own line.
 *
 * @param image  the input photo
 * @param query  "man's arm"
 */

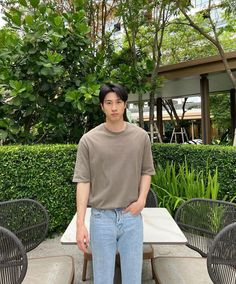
xmin=124 ymin=174 xmax=151 ymax=215
xmin=76 ymin=182 xmax=90 ymax=253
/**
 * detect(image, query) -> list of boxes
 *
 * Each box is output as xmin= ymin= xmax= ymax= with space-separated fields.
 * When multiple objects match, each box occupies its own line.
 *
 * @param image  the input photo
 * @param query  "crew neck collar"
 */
xmin=103 ymin=122 xmax=128 ymax=134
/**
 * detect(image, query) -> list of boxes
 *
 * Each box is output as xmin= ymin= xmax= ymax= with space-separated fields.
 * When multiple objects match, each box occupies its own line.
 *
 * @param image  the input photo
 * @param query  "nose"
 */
xmin=111 ymin=103 xmax=117 ymax=111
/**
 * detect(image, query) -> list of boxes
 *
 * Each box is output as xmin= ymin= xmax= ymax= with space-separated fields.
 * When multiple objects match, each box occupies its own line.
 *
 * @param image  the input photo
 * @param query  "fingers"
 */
xmin=77 ymin=237 xmax=89 ymax=253
xmin=124 ymin=202 xmax=142 ymax=215
xmin=123 ymin=206 xmax=130 ymax=213
xmin=76 ymin=225 xmax=89 ymax=253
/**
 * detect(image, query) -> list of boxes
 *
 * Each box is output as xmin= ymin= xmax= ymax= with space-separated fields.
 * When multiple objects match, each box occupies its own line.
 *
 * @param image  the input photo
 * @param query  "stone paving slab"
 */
xmin=27 ymin=235 xmax=199 ymax=284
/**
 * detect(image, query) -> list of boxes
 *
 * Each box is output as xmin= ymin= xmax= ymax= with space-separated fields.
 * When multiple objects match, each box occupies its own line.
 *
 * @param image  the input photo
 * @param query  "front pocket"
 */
xmin=91 ymin=208 xmax=102 ymax=218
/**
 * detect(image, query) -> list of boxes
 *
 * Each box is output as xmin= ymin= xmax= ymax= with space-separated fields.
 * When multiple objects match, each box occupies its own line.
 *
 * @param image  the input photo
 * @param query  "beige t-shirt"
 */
xmin=73 ymin=122 xmax=155 ymax=209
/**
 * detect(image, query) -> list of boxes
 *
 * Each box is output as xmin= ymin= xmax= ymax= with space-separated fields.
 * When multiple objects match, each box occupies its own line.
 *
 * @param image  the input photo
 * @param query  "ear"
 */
xmin=100 ymin=103 xmax=104 ymax=112
xmin=124 ymin=101 xmax=127 ymax=108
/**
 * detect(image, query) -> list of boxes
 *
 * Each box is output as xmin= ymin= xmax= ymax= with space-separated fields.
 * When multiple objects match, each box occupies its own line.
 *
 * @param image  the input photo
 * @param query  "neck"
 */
xmin=104 ymin=120 xmax=126 ymax=132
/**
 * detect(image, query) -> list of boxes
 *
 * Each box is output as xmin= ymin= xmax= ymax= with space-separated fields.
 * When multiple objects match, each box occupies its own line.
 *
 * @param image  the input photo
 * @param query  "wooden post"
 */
xmin=156 ymin=97 xmax=163 ymax=139
xmin=230 ymin=88 xmax=236 ymax=137
xmin=200 ymin=74 xmax=211 ymax=144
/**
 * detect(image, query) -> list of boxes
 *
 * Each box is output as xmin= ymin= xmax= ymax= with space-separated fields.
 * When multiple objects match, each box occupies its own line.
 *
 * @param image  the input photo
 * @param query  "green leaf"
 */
xmin=65 ymin=90 xmax=80 ymax=101
xmin=0 ymin=130 xmax=8 ymax=140
xmin=11 ymin=97 xmax=22 ymax=106
xmin=9 ymin=126 xmax=20 ymax=134
xmin=73 ymin=0 xmax=84 ymax=9
xmin=54 ymin=16 xmax=62 ymax=27
xmin=19 ymin=0 xmax=28 ymax=7
xmin=73 ymin=10 xmax=85 ymax=21
xmin=84 ymin=93 xmax=92 ymax=100
xmin=25 ymin=15 xmax=34 ymax=26
xmin=29 ymin=0 xmax=40 ymax=8
xmin=39 ymin=5 xmax=46 ymax=14
xmin=11 ymin=13 xmax=22 ymax=26
xmin=77 ymin=101 xmax=82 ymax=110
xmin=42 ymin=63 xmax=53 ymax=68
xmin=40 ymin=68 xmax=50 ymax=76
xmin=9 ymin=80 xmax=22 ymax=90
xmin=76 ymin=23 xmax=90 ymax=34
xmin=0 ymin=121 xmax=8 ymax=128
xmin=47 ymin=51 xmax=63 ymax=63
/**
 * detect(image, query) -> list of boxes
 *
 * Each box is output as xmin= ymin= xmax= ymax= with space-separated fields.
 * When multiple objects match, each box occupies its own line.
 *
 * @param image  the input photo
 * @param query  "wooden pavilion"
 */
xmin=128 ymin=51 xmax=236 ymax=144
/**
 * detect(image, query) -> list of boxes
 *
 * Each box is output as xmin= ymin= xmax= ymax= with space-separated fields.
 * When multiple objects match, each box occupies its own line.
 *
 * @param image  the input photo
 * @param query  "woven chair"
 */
xmin=207 ymin=222 xmax=236 ymax=284
xmin=82 ymin=188 xmax=158 ymax=281
xmin=153 ymin=198 xmax=236 ymax=284
xmin=0 ymin=199 xmax=48 ymax=253
xmin=0 ymin=199 xmax=74 ymax=284
xmin=0 ymin=226 xmax=28 ymax=284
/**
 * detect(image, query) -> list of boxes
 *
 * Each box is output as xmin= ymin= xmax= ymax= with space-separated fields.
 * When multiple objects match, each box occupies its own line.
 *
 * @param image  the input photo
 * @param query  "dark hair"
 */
xmin=99 ymin=83 xmax=128 ymax=105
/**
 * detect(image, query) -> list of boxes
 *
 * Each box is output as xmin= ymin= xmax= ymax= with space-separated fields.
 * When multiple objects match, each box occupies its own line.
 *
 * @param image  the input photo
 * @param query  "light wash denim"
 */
xmin=90 ymin=208 xmax=143 ymax=284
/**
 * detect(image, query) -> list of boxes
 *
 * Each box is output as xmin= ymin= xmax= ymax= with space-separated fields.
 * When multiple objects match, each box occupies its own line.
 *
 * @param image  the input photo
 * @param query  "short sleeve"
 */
xmin=73 ymin=137 xmax=91 ymax=183
xmin=141 ymin=134 xmax=155 ymax=176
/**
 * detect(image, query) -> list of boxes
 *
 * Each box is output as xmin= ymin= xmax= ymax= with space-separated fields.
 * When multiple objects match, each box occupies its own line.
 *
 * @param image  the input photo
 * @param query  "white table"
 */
xmin=60 ymin=208 xmax=187 ymax=245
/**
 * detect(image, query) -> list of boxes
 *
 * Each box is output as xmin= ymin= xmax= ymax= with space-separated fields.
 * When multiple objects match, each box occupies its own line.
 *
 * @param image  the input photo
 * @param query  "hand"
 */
xmin=76 ymin=223 xmax=89 ymax=253
xmin=123 ymin=199 xmax=145 ymax=216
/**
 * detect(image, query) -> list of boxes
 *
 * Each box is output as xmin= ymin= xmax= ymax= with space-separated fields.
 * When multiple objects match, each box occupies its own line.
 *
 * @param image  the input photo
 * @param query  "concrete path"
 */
xmin=27 ymin=235 xmax=199 ymax=284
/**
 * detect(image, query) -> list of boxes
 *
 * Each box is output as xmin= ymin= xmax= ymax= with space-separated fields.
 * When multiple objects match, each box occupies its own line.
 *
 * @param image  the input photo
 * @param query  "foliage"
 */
xmin=0 ymin=143 xmax=235 ymax=234
xmin=0 ymin=0 xmax=103 ymax=144
xmin=151 ymin=159 xmax=219 ymax=215
xmin=173 ymin=0 xmax=236 ymax=89
xmin=210 ymin=92 xmax=231 ymax=130
xmin=161 ymin=14 xmax=217 ymax=64
xmin=0 ymin=144 xmax=77 ymax=235
xmin=152 ymin=143 xmax=236 ymax=201
xmin=0 ymin=0 xmax=236 ymax=144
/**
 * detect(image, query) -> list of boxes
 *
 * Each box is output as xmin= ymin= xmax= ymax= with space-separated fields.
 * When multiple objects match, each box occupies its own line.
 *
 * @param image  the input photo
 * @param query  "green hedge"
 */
xmin=0 ymin=145 xmax=77 ymax=235
xmin=0 ymin=143 xmax=235 ymax=235
xmin=152 ymin=143 xmax=236 ymax=200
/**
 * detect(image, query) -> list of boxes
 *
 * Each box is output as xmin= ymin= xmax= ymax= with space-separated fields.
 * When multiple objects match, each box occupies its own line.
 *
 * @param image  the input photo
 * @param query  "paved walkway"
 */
xmin=27 ymin=235 xmax=199 ymax=284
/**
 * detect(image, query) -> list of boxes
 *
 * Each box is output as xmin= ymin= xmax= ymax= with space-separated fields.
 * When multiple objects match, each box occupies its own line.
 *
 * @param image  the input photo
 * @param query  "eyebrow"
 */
xmin=104 ymin=99 xmax=122 ymax=102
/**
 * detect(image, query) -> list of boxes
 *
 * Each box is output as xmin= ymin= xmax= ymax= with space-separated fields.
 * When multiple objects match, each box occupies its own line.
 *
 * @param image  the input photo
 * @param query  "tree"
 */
xmin=112 ymin=0 xmax=177 ymax=138
xmin=111 ymin=0 xmax=151 ymax=129
xmin=174 ymin=0 xmax=236 ymax=89
xmin=210 ymin=93 xmax=231 ymax=130
xmin=146 ymin=0 xmax=175 ymax=142
xmin=161 ymin=14 xmax=217 ymax=64
xmin=0 ymin=0 xmax=102 ymax=143
xmin=160 ymin=1 xmax=236 ymax=132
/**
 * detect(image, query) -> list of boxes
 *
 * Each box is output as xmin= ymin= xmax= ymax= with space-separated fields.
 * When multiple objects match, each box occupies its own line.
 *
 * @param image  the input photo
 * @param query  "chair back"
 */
xmin=207 ymin=222 xmax=236 ymax=284
xmin=0 ymin=226 xmax=28 ymax=284
xmin=0 ymin=199 xmax=49 ymax=252
xmin=174 ymin=198 xmax=236 ymax=257
xmin=146 ymin=188 xmax=158 ymax=207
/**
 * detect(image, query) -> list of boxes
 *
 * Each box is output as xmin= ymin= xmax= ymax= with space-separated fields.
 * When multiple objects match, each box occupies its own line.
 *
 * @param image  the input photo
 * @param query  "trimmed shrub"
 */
xmin=0 ymin=143 xmax=235 ymax=235
xmin=0 ymin=145 xmax=77 ymax=235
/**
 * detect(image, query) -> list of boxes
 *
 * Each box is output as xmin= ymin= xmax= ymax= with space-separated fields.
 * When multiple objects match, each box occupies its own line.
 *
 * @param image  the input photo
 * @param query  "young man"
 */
xmin=73 ymin=83 xmax=155 ymax=284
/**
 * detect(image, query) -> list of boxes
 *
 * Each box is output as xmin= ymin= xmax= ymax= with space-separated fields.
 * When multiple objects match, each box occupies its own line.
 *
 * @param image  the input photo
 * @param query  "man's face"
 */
xmin=101 ymin=92 xmax=126 ymax=122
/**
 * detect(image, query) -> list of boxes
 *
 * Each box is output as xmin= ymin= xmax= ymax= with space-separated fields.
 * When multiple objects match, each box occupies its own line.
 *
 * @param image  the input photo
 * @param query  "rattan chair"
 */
xmin=153 ymin=198 xmax=236 ymax=284
xmin=0 ymin=199 xmax=74 ymax=284
xmin=0 ymin=226 xmax=28 ymax=284
xmin=0 ymin=199 xmax=49 ymax=252
xmin=207 ymin=222 xmax=236 ymax=284
xmin=82 ymin=188 xmax=158 ymax=281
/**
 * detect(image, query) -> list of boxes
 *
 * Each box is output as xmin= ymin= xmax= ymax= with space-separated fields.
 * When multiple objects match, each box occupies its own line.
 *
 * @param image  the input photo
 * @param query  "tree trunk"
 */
xmin=138 ymin=93 xmax=144 ymax=128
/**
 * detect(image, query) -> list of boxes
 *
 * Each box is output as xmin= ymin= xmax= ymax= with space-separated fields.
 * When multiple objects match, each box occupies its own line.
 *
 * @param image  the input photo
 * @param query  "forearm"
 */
xmin=76 ymin=182 xmax=90 ymax=252
xmin=138 ymin=175 xmax=151 ymax=206
xmin=76 ymin=182 xmax=90 ymax=226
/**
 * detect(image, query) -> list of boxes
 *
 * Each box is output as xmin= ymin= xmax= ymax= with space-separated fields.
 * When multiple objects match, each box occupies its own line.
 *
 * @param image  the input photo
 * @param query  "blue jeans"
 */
xmin=90 ymin=208 xmax=143 ymax=284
